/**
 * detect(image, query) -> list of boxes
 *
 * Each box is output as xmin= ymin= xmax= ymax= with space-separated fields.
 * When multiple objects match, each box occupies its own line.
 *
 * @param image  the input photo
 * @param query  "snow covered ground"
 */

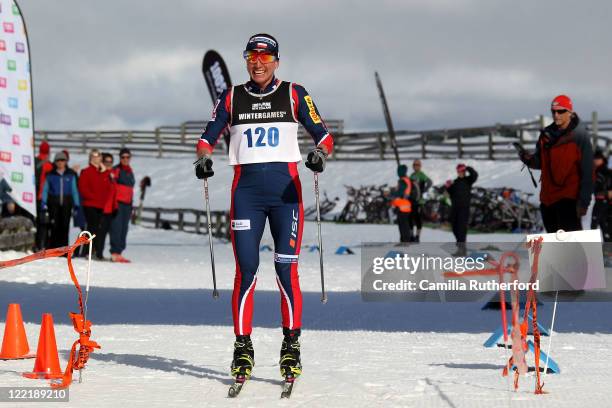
xmin=1 ymin=155 xmax=611 ymax=407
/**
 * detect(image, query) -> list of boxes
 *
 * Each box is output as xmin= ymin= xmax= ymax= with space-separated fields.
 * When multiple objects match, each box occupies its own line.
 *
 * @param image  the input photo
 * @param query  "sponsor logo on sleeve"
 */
xmin=304 ymin=95 xmax=322 ymax=124
xmin=8 ymin=97 xmax=18 ymax=108
xmin=231 ymin=219 xmax=251 ymax=231
xmin=17 ymin=80 xmax=27 ymax=90
xmin=0 ymin=77 xmax=6 ymax=88
xmin=7 ymin=59 xmax=16 ymax=71
xmin=15 ymin=42 xmax=24 ymax=53
xmin=0 ymin=40 xmax=5 ymax=51
xmin=0 ymin=114 xmax=11 ymax=125
xmin=12 ymin=134 xmax=19 ymax=145
xmin=18 ymin=117 xmax=29 ymax=128
xmin=22 ymin=192 xmax=33 ymax=203
xmin=22 ymin=155 xmax=31 ymax=165
xmin=3 ymin=22 xmax=14 ymax=33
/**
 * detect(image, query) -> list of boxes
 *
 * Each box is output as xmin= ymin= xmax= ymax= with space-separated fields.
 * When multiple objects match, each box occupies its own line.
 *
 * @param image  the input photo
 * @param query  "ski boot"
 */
xmin=230 ymin=335 xmax=254 ymax=380
xmin=279 ymin=328 xmax=302 ymax=379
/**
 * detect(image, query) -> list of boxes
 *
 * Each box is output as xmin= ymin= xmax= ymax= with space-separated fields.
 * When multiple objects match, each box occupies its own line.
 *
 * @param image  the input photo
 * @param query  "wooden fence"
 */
xmin=137 ymin=206 xmax=230 ymax=239
xmin=34 ymin=113 xmax=612 ymax=161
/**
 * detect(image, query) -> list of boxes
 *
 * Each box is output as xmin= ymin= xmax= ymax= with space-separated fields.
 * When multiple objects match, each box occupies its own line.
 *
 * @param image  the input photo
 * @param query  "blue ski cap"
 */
xmin=245 ymin=34 xmax=279 ymax=58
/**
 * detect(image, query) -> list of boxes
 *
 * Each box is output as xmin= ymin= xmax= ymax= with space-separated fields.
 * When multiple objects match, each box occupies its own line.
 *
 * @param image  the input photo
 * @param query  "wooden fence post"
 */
xmin=539 ymin=114 xmax=545 ymax=129
xmin=180 ymin=122 xmax=186 ymax=144
xmin=195 ymin=213 xmax=201 ymax=234
xmin=81 ymin=133 xmax=87 ymax=154
xmin=178 ymin=211 xmax=184 ymax=231
xmin=457 ymin=132 xmax=463 ymax=159
xmin=592 ymin=111 xmax=599 ymax=148
xmin=421 ymin=134 xmax=426 ymax=159
xmin=488 ymin=131 xmax=494 ymax=160
xmin=156 ymin=127 xmax=163 ymax=158
xmin=154 ymin=210 xmax=161 ymax=229
xmin=377 ymin=133 xmax=385 ymax=160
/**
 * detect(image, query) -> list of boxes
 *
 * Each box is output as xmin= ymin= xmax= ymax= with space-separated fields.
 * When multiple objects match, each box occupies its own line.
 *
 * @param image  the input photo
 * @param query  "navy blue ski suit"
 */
xmin=198 ymin=77 xmax=333 ymax=335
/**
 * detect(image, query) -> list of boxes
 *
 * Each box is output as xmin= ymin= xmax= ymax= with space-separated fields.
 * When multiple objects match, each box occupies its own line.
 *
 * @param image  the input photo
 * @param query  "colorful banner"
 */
xmin=0 ymin=0 xmax=35 ymax=216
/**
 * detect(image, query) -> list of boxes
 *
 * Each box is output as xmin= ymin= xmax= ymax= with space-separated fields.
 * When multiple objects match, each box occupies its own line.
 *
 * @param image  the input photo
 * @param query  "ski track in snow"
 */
xmin=1 ymin=155 xmax=610 ymax=407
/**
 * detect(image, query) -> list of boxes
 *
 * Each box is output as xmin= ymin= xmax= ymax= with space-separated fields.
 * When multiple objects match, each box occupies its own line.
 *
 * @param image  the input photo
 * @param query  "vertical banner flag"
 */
xmin=0 ymin=0 xmax=35 ymax=215
xmin=202 ymin=50 xmax=231 ymax=149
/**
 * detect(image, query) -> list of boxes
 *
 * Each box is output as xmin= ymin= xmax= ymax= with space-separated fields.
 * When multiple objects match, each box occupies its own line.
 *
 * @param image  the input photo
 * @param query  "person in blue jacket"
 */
xmin=41 ymin=152 xmax=80 ymax=248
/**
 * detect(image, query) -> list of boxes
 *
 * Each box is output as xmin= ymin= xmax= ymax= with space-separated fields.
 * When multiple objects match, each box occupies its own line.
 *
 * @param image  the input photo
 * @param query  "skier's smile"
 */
xmin=246 ymin=53 xmax=278 ymax=89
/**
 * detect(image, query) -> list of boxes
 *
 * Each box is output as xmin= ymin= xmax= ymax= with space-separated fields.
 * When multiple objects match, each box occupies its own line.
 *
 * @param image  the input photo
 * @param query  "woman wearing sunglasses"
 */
xmin=519 ymin=94 xmax=593 ymax=233
xmin=194 ymin=33 xmax=334 ymax=387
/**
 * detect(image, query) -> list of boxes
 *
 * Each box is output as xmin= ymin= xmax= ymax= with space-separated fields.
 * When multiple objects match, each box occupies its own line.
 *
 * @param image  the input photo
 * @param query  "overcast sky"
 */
xmin=17 ymin=0 xmax=612 ymax=132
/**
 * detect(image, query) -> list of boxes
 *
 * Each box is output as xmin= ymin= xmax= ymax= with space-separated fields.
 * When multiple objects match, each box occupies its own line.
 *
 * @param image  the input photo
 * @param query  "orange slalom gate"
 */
xmin=1 ymin=235 xmax=101 ymax=388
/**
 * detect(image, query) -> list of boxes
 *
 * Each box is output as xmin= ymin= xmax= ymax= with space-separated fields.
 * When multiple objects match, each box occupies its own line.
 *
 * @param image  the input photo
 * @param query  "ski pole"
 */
xmin=314 ymin=173 xmax=327 ymax=304
xmin=204 ymin=178 xmax=219 ymax=299
xmin=543 ymin=290 xmax=559 ymax=377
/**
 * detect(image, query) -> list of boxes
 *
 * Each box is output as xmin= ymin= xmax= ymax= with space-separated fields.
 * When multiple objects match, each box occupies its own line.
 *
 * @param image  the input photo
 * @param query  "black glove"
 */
xmin=305 ymin=148 xmax=327 ymax=173
xmin=194 ymin=157 xmax=214 ymax=179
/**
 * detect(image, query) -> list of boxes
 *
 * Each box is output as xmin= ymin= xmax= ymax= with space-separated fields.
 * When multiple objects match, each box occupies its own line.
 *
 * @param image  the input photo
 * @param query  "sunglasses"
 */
xmin=103 ymin=160 xmax=113 ymax=164
xmin=120 ymin=155 xmax=131 ymax=159
xmin=243 ymin=50 xmax=277 ymax=64
xmin=551 ymin=109 xmax=569 ymax=115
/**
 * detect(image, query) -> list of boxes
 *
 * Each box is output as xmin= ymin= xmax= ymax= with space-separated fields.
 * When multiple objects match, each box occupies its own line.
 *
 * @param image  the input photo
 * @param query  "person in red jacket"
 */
xmin=520 ymin=95 xmax=593 ymax=232
xmin=94 ymin=153 xmax=117 ymax=261
xmin=109 ymin=148 xmax=135 ymax=263
xmin=35 ymin=141 xmax=54 ymax=250
xmin=78 ymin=149 xmax=107 ymax=258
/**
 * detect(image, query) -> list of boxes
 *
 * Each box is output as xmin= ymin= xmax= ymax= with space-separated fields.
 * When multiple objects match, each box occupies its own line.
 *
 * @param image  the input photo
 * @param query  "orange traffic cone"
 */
xmin=23 ymin=313 xmax=62 ymax=379
xmin=0 ymin=303 xmax=35 ymax=360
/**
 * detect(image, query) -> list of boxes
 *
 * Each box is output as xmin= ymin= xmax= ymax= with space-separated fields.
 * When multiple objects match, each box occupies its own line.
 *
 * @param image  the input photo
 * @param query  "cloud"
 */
xmin=16 ymin=0 xmax=612 ymax=132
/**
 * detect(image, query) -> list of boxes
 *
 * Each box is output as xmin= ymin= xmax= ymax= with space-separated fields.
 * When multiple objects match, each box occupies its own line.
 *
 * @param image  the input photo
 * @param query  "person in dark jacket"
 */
xmin=409 ymin=159 xmax=432 ymax=242
xmin=591 ymin=150 xmax=610 ymax=241
xmin=390 ymin=165 xmax=417 ymax=242
xmin=110 ymin=148 xmax=135 ymax=263
xmin=445 ymin=163 xmax=478 ymax=256
xmin=78 ymin=149 xmax=107 ymax=258
xmin=41 ymin=152 xmax=81 ymax=248
xmin=519 ymin=95 xmax=593 ymax=233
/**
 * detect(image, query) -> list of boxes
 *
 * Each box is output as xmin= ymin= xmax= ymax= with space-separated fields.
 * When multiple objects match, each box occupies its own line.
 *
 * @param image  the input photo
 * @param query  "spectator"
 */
xmin=62 ymin=149 xmax=81 ymax=175
xmin=519 ymin=95 xmax=593 ymax=232
xmin=96 ymin=153 xmax=117 ymax=261
xmin=110 ymin=148 xmax=135 ymax=263
xmin=409 ymin=159 xmax=432 ymax=242
xmin=390 ymin=164 xmax=417 ymax=243
xmin=591 ymin=150 xmax=610 ymax=241
xmin=35 ymin=141 xmax=53 ymax=249
xmin=445 ymin=163 xmax=478 ymax=256
xmin=78 ymin=149 xmax=107 ymax=257
xmin=41 ymin=152 xmax=80 ymax=248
